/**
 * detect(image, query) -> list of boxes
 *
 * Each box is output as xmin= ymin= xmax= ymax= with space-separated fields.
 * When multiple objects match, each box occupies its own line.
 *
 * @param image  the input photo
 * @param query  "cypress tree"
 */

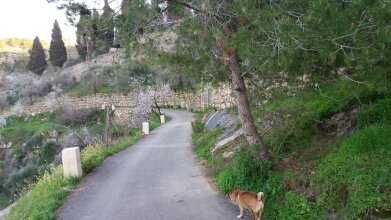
xmin=49 ymin=20 xmax=67 ymax=67
xmin=28 ymin=36 xmax=47 ymax=75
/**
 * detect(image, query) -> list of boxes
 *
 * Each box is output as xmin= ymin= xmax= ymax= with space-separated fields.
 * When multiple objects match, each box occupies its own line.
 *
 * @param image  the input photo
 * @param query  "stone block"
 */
xmin=62 ymin=147 xmax=82 ymax=177
xmin=142 ymin=122 xmax=150 ymax=135
xmin=160 ymin=115 xmax=165 ymax=124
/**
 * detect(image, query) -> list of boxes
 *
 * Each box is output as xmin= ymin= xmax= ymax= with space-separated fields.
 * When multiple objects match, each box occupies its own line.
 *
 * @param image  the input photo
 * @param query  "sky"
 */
xmin=0 ymin=0 xmax=124 ymax=45
xmin=0 ymin=0 xmax=77 ymax=44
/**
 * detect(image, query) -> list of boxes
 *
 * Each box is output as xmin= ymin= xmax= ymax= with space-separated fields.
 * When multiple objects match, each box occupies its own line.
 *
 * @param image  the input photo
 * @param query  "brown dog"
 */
xmin=230 ymin=189 xmax=265 ymax=220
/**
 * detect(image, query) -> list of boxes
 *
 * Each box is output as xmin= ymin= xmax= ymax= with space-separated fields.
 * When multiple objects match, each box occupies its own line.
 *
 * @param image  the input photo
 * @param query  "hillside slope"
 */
xmin=192 ymin=69 xmax=391 ymax=219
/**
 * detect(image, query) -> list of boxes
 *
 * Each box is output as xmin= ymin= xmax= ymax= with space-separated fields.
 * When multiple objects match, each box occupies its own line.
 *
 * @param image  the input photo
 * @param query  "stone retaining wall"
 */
xmin=160 ymin=84 xmax=234 ymax=110
xmin=0 ymin=84 xmax=234 ymax=119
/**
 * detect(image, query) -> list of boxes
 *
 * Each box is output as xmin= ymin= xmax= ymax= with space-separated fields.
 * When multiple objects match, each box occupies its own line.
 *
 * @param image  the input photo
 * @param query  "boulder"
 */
xmin=203 ymin=110 xmax=243 ymax=155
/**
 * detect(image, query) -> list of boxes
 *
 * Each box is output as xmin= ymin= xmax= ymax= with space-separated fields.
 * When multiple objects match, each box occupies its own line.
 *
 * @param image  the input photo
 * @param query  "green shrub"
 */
xmin=216 ymin=168 xmax=236 ymax=194
xmin=216 ymin=145 xmax=270 ymax=194
xmin=316 ymin=125 xmax=391 ymax=218
xmin=356 ymin=97 xmax=391 ymax=128
xmin=39 ymin=141 xmax=60 ymax=164
xmin=272 ymin=191 xmax=325 ymax=220
xmin=2 ymin=164 xmax=39 ymax=197
xmin=20 ymin=135 xmax=44 ymax=154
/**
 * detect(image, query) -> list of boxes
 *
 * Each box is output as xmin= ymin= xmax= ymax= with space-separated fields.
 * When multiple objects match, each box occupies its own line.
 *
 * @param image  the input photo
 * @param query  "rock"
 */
xmin=49 ymin=130 xmax=58 ymax=139
xmin=212 ymin=129 xmax=243 ymax=154
xmin=204 ymin=110 xmax=235 ymax=131
xmin=204 ymin=110 xmax=244 ymax=154
xmin=223 ymin=151 xmax=235 ymax=159
xmin=0 ymin=117 xmax=6 ymax=128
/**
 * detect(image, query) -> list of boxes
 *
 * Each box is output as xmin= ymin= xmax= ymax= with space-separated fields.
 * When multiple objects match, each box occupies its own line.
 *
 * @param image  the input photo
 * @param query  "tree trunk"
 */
xmin=227 ymin=48 xmax=268 ymax=161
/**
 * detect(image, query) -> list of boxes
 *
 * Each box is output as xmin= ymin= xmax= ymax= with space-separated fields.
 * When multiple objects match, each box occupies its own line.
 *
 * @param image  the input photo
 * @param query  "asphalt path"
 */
xmin=57 ymin=109 xmax=250 ymax=220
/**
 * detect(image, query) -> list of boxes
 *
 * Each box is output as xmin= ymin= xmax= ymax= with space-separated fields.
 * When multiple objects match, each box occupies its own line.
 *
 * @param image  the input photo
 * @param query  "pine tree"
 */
xmin=49 ymin=20 xmax=67 ymax=67
xmin=28 ymin=36 xmax=47 ymax=75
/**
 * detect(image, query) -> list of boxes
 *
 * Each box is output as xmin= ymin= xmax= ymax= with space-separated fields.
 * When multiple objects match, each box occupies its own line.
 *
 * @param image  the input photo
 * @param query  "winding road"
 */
xmin=57 ymin=109 xmax=249 ymax=220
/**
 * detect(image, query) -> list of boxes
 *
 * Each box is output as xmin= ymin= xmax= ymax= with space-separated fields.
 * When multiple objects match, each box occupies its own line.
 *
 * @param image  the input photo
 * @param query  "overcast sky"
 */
xmin=0 ymin=0 xmax=77 ymax=43
xmin=0 ymin=0 xmax=123 ymax=44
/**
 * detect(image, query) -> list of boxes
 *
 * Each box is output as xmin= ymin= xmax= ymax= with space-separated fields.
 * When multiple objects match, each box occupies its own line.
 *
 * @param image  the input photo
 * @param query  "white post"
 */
xmin=142 ymin=122 xmax=150 ymax=135
xmin=62 ymin=147 xmax=82 ymax=177
xmin=160 ymin=115 xmax=165 ymax=124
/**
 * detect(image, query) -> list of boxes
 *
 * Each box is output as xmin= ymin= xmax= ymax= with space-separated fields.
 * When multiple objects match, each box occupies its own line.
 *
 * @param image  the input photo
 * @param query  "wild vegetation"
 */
xmin=0 ymin=108 xmax=143 ymax=209
xmin=192 ymin=69 xmax=390 ymax=219
xmin=0 ymin=0 xmax=389 ymax=219
xmin=4 ymin=113 xmax=163 ymax=219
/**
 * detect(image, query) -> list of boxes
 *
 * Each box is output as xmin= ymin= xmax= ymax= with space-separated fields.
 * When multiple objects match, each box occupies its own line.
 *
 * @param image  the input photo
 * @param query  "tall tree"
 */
xmin=28 ymin=37 xmax=47 ymax=75
xmin=49 ymin=20 xmax=67 ymax=67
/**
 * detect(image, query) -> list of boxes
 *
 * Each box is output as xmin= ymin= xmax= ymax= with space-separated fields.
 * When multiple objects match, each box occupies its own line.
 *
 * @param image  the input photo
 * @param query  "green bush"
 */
xmin=39 ymin=141 xmax=60 ymax=164
xmin=356 ymin=97 xmax=391 ymax=128
xmin=2 ymin=164 xmax=39 ymax=197
xmin=216 ymin=168 xmax=236 ymax=194
xmin=316 ymin=125 xmax=391 ymax=218
xmin=216 ymin=145 xmax=270 ymax=194
xmin=25 ymin=135 xmax=43 ymax=149
xmin=272 ymin=191 xmax=324 ymax=220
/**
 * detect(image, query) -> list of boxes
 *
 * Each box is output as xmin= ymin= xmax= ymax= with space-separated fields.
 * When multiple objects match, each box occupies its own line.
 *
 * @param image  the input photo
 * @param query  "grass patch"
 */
xmin=271 ymin=191 xmax=325 ymax=220
xmin=5 ymin=167 xmax=80 ymax=220
xmin=355 ymin=97 xmax=391 ymax=128
xmin=316 ymin=125 xmax=391 ymax=218
xmin=65 ymin=81 xmax=118 ymax=97
xmin=1 ymin=113 xmax=56 ymax=146
xmin=255 ymin=70 xmax=390 ymax=155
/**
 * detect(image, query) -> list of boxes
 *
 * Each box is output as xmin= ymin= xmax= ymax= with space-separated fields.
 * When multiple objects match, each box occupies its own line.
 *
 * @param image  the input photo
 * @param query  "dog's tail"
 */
xmin=257 ymin=192 xmax=265 ymax=203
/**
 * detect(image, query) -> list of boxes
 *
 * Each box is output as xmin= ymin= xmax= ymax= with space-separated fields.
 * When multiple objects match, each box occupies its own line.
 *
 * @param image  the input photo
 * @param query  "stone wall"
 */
xmin=0 ymin=93 xmax=135 ymax=118
xmin=0 ymin=84 xmax=234 ymax=120
xmin=160 ymin=84 xmax=234 ymax=110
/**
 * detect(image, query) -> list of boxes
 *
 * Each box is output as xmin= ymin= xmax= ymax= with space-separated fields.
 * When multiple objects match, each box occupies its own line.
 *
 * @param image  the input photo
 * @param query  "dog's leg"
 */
xmin=237 ymin=205 xmax=244 ymax=218
xmin=251 ymin=210 xmax=257 ymax=220
xmin=257 ymin=210 xmax=263 ymax=220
